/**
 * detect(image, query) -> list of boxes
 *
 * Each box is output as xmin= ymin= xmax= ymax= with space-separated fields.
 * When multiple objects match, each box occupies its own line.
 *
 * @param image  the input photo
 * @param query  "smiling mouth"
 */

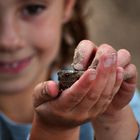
xmin=0 ymin=55 xmax=34 ymax=74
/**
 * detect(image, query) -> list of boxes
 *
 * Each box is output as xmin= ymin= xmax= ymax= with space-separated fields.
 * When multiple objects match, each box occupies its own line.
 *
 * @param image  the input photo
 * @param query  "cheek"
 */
xmin=28 ymin=23 xmax=62 ymax=66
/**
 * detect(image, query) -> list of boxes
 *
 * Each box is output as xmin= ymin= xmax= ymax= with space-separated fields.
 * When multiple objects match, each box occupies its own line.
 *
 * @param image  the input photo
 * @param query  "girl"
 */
xmin=0 ymin=0 xmax=139 ymax=140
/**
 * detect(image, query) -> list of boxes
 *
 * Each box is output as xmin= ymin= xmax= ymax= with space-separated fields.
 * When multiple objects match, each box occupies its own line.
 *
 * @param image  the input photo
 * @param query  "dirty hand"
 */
xmin=72 ymin=40 xmax=138 ymax=140
xmin=72 ymin=40 xmax=137 ymax=117
xmin=32 ymin=40 xmax=121 ymax=131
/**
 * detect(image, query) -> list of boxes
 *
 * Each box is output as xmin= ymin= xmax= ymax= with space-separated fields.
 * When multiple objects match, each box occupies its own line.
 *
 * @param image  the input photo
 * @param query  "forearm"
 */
xmin=30 ymin=117 xmax=80 ymax=140
xmin=92 ymin=106 xmax=139 ymax=140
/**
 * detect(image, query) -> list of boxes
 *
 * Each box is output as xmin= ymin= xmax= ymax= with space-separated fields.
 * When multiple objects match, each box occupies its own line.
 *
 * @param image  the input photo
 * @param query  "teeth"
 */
xmin=2 ymin=62 xmax=19 ymax=69
xmin=11 ymin=62 xmax=19 ymax=68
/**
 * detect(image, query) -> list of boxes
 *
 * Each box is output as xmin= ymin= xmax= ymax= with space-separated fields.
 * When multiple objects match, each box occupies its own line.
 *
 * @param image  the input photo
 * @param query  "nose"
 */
xmin=0 ymin=15 xmax=23 ymax=51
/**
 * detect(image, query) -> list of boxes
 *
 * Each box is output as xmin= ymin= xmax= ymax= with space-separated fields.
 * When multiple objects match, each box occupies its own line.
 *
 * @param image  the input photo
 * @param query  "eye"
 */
xmin=22 ymin=4 xmax=46 ymax=17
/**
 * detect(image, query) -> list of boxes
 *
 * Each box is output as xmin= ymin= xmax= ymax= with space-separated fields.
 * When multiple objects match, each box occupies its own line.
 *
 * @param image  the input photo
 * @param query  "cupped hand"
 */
xmin=32 ymin=40 xmax=137 ymax=131
xmin=32 ymin=40 xmax=119 ymax=130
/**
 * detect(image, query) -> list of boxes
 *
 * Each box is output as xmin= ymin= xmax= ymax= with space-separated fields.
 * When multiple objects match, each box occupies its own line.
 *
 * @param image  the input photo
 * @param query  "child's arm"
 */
xmin=30 ymin=115 xmax=80 ymax=140
xmin=93 ymin=106 xmax=139 ymax=140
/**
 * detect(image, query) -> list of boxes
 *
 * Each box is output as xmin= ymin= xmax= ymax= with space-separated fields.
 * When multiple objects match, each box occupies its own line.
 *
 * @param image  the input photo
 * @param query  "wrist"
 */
xmin=93 ymin=105 xmax=133 ymax=123
xmin=92 ymin=105 xmax=139 ymax=140
xmin=30 ymin=114 xmax=80 ymax=140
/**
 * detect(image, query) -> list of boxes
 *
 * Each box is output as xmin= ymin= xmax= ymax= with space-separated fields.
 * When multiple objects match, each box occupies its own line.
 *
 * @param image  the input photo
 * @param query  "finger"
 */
xmin=110 ymin=64 xmax=137 ymax=110
xmin=117 ymin=49 xmax=131 ymax=67
xmin=121 ymin=64 xmax=137 ymax=94
xmin=89 ymin=44 xmax=116 ymax=69
xmin=71 ymin=53 xmax=116 ymax=114
xmin=33 ymin=81 xmax=59 ymax=108
xmin=90 ymin=53 xmax=117 ymax=115
xmin=96 ymin=67 xmax=124 ymax=114
xmin=57 ymin=68 xmax=97 ymax=111
xmin=72 ymin=40 xmax=97 ymax=70
xmin=112 ymin=67 xmax=124 ymax=96
xmin=124 ymin=64 xmax=138 ymax=82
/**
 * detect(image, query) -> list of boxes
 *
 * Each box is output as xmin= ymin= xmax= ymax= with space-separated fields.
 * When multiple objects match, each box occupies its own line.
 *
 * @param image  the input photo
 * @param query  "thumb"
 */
xmin=33 ymin=81 xmax=59 ymax=108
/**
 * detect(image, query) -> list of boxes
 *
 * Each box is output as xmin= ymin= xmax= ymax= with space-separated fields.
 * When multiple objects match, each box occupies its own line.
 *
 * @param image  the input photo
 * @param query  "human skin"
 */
xmin=73 ymin=40 xmax=138 ymax=140
xmin=31 ymin=40 xmax=138 ymax=140
xmin=0 ymin=0 xmax=80 ymax=139
xmin=0 ymin=0 xmax=75 ymax=124
xmin=90 ymin=0 xmax=140 ymax=89
xmin=0 ymin=0 xmax=138 ymax=139
xmin=0 ymin=0 xmax=65 ymax=93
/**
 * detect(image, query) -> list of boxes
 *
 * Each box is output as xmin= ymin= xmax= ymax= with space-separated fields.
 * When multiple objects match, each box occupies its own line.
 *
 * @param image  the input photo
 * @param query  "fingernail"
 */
xmin=104 ymin=55 xmax=113 ymax=67
xmin=73 ymin=63 xmax=84 ymax=70
xmin=104 ymin=52 xmax=117 ymax=67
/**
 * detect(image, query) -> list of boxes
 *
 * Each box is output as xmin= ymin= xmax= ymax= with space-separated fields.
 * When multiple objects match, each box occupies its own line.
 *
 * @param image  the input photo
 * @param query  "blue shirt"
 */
xmin=0 ymin=90 xmax=140 ymax=140
xmin=130 ymin=89 xmax=140 ymax=124
xmin=0 ymin=113 xmax=93 ymax=140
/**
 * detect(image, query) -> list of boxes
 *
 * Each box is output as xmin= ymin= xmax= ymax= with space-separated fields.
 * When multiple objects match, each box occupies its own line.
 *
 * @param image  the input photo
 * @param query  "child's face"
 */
xmin=0 ymin=0 xmax=75 ymax=94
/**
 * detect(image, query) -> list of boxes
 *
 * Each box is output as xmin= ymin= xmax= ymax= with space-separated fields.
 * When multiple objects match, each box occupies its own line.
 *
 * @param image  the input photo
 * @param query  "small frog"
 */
xmin=57 ymin=69 xmax=84 ymax=91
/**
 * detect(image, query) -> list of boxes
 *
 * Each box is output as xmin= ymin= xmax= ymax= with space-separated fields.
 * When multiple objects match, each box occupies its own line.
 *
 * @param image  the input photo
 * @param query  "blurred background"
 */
xmin=87 ymin=0 xmax=140 ymax=89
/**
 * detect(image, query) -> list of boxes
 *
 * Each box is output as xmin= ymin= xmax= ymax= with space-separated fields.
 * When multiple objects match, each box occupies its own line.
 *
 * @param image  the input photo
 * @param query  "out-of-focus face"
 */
xmin=0 ymin=0 xmax=74 ymax=94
